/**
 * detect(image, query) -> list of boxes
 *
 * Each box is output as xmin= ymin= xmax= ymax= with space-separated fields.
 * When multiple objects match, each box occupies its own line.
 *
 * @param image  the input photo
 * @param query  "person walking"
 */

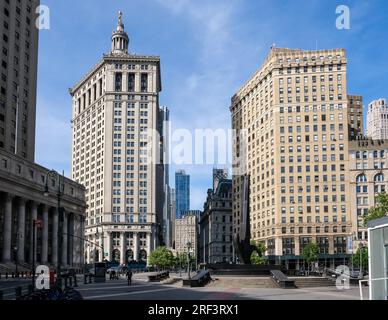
xmin=126 ymin=270 xmax=133 ymax=286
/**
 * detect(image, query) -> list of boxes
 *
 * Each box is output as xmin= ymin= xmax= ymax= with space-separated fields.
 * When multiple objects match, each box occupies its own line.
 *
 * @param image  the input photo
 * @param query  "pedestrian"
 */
xmin=126 ymin=270 xmax=133 ymax=286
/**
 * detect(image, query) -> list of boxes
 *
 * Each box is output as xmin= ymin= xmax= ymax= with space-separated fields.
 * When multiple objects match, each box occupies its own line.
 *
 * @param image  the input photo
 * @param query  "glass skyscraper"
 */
xmin=175 ymin=170 xmax=190 ymax=219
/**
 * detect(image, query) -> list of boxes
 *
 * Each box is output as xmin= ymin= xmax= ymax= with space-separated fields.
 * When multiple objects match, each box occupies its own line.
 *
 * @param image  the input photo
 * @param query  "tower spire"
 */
xmin=117 ymin=11 xmax=124 ymax=32
xmin=111 ymin=11 xmax=129 ymax=54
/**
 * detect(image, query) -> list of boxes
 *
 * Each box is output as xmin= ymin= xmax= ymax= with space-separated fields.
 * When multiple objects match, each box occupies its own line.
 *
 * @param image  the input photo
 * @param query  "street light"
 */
xmin=13 ymin=246 xmax=18 ymax=276
xmin=32 ymin=219 xmax=43 ymax=292
xmin=96 ymin=226 xmax=105 ymax=263
xmin=359 ymin=243 xmax=365 ymax=278
xmin=187 ymin=242 xmax=192 ymax=280
xmin=43 ymin=169 xmax=65 ymax=288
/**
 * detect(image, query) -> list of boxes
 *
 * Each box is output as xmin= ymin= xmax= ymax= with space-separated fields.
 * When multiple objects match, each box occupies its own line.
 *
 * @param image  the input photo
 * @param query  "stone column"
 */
xmin=106 ymin=232 xmax=112 ymax=261
xmin=329 ymin=236 xmax=334 ymax=256
xmin=2 ymin=194 xmax=13 ymax=262
xmin=52 ymin=210 xmax=58 ymax=266
xmin=122 ymin=73 xmax=128 ymax=92
xmin=41 ymin=205 xmax=49 ymax=264
xmin=62 ymin=212 xmax=68 ymax=266
xmin=294 ymin=236 xmax=300 ymax=256
xmin=146 ymin=233 xmax=151 ymax=265
xmin=17 ymin=199 xmax=26 ymax=262
xmin=135 ymin=73 xmax=140 ymax=92
xmin=29 ymin=202 xmax=38 ymax=264
xmin=72 ymin=215 xmax=79 ymax=266
xmin=86 ymin=243 xmax=91 ymax=264
xmin=120 ymin=232 xmax=126 ymax=264
xmin=133 ymin=233 xmax=139 ymax=262
xmin=68 ymin=214 xmax=74 ymax=266
xmin=153 ymin=229 xmax=157 ymax=251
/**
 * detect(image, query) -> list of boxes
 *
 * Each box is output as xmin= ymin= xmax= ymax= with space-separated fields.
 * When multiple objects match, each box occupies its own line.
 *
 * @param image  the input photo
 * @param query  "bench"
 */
xmin=183 ymin=270 xmax=211 ymax=288
xmin=270 ymin=270 xmax=295 ymax=289
xmin=147 ymin=271 xmax=170 ymax=282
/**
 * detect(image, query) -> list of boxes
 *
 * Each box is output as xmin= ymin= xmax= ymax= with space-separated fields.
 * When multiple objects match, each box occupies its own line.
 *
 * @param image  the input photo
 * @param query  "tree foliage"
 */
xmin=250 ymin=241 xmax=268 ymax=265
xmin=302 ymin=243 xmax=319 ymax=274
xmin=175 ymin=252 xmax=189 ymax=268
xmin=148 ymin=246 xmax=175 ymax=269
xmin=351 ymin=246 xmax=368 ymax=270
xmin=363 ymin=193 xmax=388 ymax=225
xmin=302 ymin=243 xmax=319 ymax=263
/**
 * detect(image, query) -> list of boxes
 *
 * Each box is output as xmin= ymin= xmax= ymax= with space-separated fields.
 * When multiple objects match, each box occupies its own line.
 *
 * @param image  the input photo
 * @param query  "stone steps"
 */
xmin=161 ymin=277 xmax=182 ymax=285
xmin=208 ymin=276 xmax=278 ymax=288
xmin=289 ymin=277 xmax=336 ymax=288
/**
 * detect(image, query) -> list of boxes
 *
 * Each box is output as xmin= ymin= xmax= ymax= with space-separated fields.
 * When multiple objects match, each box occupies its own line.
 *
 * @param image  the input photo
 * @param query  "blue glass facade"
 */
xmin=175 ymin=170 xmax=190 ymax=219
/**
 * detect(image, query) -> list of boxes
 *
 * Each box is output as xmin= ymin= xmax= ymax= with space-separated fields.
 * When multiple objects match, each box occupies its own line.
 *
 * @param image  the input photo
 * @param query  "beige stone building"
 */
xmin=0 ymin=152 xmax=86 ymax=270
xmin=231 ymin=48 xmax=352 ymax=268
xmin=70 ymin=13 xmax=166 ymax=265
xmin=199 ymin=174 xmax=233 ymax=264
xmin=0 ymin=0 xmax=86 ymax=271
xmin=367 ymin=99 xmax=388 ymax=140
xmin=349 ymin=138 xmax=388 ymax=250
xmin=174 ymin=214 xmax=198 ymax=257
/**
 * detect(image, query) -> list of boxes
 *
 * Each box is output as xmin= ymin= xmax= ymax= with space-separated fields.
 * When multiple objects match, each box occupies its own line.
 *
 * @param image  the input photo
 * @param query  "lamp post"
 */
xmin=43 ymin=170 xmax=65 ymax=288
xmin=32 ymin=219 xmax=43 ymax=291
xmin=359 ymin=243 xmax=365 ymax=278
xmin=13 ymin=246 xmax=18 ymax=276
xmin=96 ymin=226 xmax=105 ymax=263
xmin=187 ymin=242 xmax=192 ymax=280
xmin=179 ymin=254 xmax=182 ymax=277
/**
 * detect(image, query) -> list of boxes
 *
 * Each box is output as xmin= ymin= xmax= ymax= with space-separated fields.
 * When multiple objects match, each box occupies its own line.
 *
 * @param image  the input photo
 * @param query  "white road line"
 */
xmin=85 ymin=287 xmax=177 ymax=300
xmin=78 ymin=284 xmax=154 ymax=291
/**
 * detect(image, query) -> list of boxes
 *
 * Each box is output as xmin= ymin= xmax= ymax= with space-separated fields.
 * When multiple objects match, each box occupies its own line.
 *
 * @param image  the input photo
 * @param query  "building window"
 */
xmin=128 ymin=73 xmax=135 ymax=92
xmin=141 ymin=74 xmax=148 ymax=93
xmin=115 ymin=73 xmax=122 ymax=92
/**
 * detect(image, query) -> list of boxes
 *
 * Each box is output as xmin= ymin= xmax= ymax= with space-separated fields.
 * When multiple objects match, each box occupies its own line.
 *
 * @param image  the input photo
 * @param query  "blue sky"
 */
xmin=36 ymin=0 xmax=388 ymax=210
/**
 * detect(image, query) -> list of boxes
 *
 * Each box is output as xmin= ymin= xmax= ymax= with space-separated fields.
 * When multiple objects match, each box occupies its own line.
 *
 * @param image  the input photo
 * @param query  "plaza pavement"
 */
xmin=0 ymin=273 xmax=369 ymax=300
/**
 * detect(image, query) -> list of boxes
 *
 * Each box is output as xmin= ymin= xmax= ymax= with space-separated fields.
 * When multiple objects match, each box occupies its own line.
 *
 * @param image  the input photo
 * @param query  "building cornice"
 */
xmin=69 ymin=59 xmax=105 ymax=96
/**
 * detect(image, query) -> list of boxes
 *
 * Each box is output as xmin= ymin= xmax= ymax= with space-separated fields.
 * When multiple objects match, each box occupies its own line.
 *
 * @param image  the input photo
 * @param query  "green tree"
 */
xmin=175 ymin=252 xmax=188 ymax=269
xmin=363 ymin=193 xmax=388 ymax=225
xmin=302 ymin=243 xmax=319 ymax=275
xmin=250 ymin=241 xmax=268 ymax=265
xmin=148 ymin=246 xmax=175 ymax=270
xmin=351 ymin=246 xmax=368 ymax=271
xmin=175 ymin=252 xmax=196 ymax=270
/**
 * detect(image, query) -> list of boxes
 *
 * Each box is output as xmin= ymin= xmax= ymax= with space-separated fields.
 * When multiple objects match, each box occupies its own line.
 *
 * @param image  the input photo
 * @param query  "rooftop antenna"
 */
xmin=271 ymin=43 xmax=276 ymax=50
xmin=315 ymin=40 xmax=318 ymax=51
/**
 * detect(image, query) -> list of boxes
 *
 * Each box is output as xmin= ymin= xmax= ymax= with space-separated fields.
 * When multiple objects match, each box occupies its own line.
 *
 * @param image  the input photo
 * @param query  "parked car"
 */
xmin=106 ymin=266 xmax=120 ymax=274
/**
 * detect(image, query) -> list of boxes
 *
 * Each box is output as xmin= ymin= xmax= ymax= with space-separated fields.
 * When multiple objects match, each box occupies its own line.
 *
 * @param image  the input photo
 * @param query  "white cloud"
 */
xmin=155 ymin=0 xmax=237 ymax=59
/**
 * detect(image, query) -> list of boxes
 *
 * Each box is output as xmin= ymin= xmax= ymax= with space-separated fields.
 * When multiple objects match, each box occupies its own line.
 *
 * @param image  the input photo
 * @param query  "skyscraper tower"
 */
xmin=231 ymin=48 xmax=352 ymax=267
xmin=0 ymin=0 xmax=40 ymax=160
xmin=175 ymin=170 xmax=190 ymax=219
xmin=367 ymin=98 xmax=388 ymax=140
xmin=70 ymin=12 xmax=166 ymax=265
xmin=0 ymin=0 xmax=86 ymax=271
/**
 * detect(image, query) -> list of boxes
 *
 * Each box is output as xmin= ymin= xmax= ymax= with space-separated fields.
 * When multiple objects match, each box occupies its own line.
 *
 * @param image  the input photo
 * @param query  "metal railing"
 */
xmin=359 ymin=277 xmax=388 ymax=300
